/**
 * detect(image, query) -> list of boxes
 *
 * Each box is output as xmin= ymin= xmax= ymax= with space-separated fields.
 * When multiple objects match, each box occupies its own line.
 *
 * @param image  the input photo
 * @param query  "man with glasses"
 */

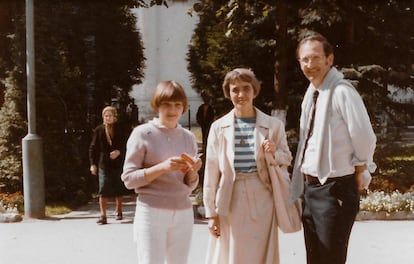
xmin=291 ymin=32 xmax=377 ymax=264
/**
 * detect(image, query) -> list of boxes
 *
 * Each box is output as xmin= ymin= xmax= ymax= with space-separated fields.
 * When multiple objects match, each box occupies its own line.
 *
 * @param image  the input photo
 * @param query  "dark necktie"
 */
xmin=300 ymin=90 xmax=319 ymax=165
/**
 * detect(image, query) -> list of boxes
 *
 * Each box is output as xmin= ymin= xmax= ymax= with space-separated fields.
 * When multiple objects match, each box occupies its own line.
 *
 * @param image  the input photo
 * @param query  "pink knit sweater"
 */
xmin=121 ymin=118 xmax=199 ymax=210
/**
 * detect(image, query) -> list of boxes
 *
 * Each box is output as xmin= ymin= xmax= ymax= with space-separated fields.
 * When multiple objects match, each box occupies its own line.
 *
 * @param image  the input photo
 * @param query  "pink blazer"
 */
xmin=203 ymin=108 xmax=292 ymax=218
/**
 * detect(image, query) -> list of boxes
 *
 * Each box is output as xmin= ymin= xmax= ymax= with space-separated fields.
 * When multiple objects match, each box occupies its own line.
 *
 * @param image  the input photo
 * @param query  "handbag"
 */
xmin=265 ymin=152 xmax=302 ymax=233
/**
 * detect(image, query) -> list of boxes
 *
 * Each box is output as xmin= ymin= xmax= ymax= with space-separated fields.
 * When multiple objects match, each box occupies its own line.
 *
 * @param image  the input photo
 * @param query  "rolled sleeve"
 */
xmin=336 ymin=84 xmax=377 ymax=171
xmin=185 ymin=172 xmax=199 ymax=191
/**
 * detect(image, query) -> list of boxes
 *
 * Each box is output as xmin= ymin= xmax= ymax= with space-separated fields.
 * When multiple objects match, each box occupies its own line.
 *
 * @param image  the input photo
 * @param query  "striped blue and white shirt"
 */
xmin=234 ymin=117 xmax=257 ymax=173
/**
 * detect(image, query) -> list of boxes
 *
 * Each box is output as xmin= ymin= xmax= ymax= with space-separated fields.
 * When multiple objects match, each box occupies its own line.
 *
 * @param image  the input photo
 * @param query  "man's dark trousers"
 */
xmin=302 ymin=174 xmax=360 ymax=264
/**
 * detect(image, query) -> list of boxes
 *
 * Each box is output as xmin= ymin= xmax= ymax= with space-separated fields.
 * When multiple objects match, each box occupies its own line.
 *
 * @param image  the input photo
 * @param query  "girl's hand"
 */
xmin=161 ymin=156 xmax=190 ymax=172
xmin=181 ymin=153 xmax=202 ymax=173
xmin=190 ymin=158 xmax=202 ymax=172
xmin=144 ymin=156 xmax=190 ymax=183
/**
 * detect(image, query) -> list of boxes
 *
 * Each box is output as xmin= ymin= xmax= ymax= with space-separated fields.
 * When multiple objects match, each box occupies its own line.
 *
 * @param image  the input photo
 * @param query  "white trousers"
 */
xmin=133 ymin=201 xmax=194 ymax=264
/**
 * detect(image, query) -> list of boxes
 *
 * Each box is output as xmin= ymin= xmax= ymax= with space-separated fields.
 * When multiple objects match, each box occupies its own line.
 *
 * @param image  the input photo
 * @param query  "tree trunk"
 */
xmin=274 ymin=0 xmax=288 ymax=112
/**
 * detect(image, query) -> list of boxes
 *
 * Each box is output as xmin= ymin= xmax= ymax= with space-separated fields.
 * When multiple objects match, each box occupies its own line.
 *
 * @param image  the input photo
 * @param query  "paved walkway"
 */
xmin=1 ymin=196 xmax=414 ymax=264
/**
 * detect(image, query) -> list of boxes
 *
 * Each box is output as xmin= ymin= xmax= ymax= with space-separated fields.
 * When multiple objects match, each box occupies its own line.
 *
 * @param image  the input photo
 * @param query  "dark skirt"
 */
xmin=98 ymin=168 xmax=129 ymax=197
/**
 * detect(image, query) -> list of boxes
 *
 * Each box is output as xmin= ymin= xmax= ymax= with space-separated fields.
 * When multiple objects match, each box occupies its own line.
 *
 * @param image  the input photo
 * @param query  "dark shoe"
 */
xmin=96 ymin=216 xmax=107 ymax=225
xmin=116 ymin=212 xmax=123 ymax=221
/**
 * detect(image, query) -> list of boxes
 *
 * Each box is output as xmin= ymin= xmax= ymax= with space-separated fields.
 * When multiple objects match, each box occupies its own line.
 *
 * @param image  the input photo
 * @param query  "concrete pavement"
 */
xmin=1 ymin=196 xmax=414 ymax=264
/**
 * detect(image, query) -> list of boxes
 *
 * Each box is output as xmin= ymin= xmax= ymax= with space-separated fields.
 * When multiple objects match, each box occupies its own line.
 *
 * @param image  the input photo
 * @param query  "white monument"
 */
xmin=131 ymin=1 xmax=201 ymax=126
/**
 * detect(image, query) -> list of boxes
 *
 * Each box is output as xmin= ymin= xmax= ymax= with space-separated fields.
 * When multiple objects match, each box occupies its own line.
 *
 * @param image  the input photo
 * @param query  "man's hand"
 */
xmin=355 ymin=164 xmax=368 ymax=193
xmin=355 ymin=171 xmax=365 ymax=192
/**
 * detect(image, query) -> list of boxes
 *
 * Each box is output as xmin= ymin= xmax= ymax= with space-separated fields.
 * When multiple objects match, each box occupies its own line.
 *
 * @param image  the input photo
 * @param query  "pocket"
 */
xmin=331 ymin=178 xmax=359 ymax=206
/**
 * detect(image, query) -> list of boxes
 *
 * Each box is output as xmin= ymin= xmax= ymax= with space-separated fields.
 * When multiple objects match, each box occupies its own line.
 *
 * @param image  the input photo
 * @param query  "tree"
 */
xmin=298 ymin=0 xmax=414 ymax=126
xmin=0 ymin=1 xmax=27 ymax=194
xmin=0 ymin=1 xmax=146 ymax=205
xmin=187 ymin=0 xmax=414 ymax=129
xmin=188 ymin=0 xmax=280 ymax=116
xmin=0 ymin=69 xmax=27 ymax=193
xmin=34 ymin=1 xmax=146 ymax=204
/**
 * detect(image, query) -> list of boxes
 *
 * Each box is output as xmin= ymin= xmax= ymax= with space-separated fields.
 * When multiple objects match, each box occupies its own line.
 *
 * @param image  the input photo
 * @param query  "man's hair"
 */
xmin=296 ymin=32 xmax=334 ymax=59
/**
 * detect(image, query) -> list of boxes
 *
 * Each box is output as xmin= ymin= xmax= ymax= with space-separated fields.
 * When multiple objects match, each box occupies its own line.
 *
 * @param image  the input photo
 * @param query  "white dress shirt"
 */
xmin=290 ymin=67 xmax=376 ymax=202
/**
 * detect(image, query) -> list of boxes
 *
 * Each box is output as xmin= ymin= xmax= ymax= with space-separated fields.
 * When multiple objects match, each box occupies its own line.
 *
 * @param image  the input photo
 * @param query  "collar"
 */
xmin=218 ymin=108 xmax=272 ymax=130
xmin=148 ymin=117 xmax=182 ymax=129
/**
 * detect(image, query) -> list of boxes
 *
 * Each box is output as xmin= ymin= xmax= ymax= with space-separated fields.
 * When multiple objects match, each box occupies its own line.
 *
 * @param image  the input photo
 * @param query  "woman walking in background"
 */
xmin=203 ymin=68 xmax=292 ymax=264
xmin=89 ymin=106 xmax=128 ymax=225
xmin=121 ymin=80 xmax=202 ymax=264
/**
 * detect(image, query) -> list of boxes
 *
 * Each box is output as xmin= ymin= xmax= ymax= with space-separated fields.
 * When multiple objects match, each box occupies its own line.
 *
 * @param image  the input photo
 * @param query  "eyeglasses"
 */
xmin=298 ymin=55 xmax=325 ymax=65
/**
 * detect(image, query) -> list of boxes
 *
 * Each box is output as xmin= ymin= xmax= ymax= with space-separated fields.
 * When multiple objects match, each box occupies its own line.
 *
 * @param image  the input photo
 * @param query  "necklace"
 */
xmin=240 ymin=137 xmax=246 ymax=145
xmin=239 ymin=128 xmax=253 ymax=145
xmin=235 ymin=117 xmax=256 ymax=145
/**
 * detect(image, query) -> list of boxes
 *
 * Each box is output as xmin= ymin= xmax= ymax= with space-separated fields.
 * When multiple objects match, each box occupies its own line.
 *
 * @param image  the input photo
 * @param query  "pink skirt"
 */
xmin=205 ymin=172 xmax=279 ymax=264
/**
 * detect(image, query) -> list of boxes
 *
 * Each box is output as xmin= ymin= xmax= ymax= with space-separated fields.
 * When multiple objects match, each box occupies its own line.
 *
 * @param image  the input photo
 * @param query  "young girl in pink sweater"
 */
xmin=121 ymin=81 xmax=201 ymax=264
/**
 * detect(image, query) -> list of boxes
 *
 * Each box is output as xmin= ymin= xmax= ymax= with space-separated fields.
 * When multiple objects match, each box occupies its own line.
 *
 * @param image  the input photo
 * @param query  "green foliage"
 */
xmin=187 ymin=0 xmax=280 ymax=117
xmin=32 ymin=1 xmax=145 ymax=205
xmin=370 ymin=144 xmax=414 ymax=193
xmin=34 ymin=1 xmax=146 ymax=129
xmin=0 ymin=70 xmax=26 ymax=193
xmin=187 ymin=0 xmax=414 ymax=130
xmin=0 ymin=2 xmax=26 ymax=194
xmin=300 ymin=0 xmax=414 ymax=84
xmin=0 ymin=1 xmax=145 ymax=206
xmin=188 ymin=1 xmax=413 ymax=199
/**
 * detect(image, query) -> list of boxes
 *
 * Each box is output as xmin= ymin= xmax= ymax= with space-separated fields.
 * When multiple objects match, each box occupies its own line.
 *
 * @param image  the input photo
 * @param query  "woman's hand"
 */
xmin=110 ymin=150 xmax=121 ymax=160
xmin=208 ymin=217 xmax=221 ymax=238
xmin=90 ymin=165 xmax=97 ymax=176
xmin=262 ymin=139 xmax=276 ymax=155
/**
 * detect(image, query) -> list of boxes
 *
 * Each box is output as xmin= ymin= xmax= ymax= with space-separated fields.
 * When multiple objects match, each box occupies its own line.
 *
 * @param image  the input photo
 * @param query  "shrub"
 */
xmin=370 ymin=143 xmax=414 ymax=193
xmin=360 ymin=190 xmax=414 ymax=213
xmin=0 ymin=70 xmax=27 ymax=194
xmin=0 ymin=192 xmax=24 ymax=213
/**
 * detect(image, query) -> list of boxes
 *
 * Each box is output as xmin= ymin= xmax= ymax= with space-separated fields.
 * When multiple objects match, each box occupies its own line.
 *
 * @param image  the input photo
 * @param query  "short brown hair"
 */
xmin=296 ymin=32 xmax=334 ymax=59
xmin=222 ymin=68 xmax=261 ymax=98
xmin=150 ymin=80 xmax=188 ymax=113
